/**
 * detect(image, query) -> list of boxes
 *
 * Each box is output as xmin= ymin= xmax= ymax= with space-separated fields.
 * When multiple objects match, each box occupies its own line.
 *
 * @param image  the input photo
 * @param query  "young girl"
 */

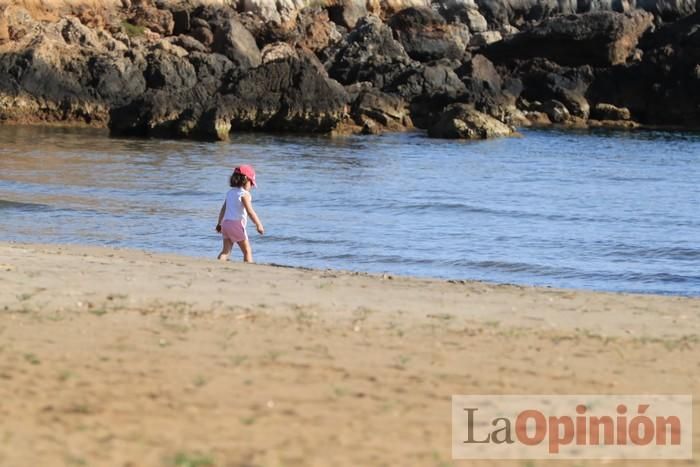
xmin=216 ymin=165 xmax=264 ymax=263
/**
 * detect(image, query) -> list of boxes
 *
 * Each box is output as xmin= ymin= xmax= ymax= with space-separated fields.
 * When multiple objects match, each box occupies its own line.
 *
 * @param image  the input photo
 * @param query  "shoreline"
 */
xmin=4 ymin=239 xmax=698 ymax=300
xmin=3 ymin=240 xmax=700 ymax=345
xmin=1 ymin=241 xmax=699 ymax=465
xmin=2 ymin=117 xmax=700 ymax=138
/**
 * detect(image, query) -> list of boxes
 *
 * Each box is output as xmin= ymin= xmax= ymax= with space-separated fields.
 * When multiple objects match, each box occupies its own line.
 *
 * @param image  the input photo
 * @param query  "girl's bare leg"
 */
xmin=218 ymin=238 xmax=233 ymax=261
xmin=237 ymin=239 xmax=253 ymax=263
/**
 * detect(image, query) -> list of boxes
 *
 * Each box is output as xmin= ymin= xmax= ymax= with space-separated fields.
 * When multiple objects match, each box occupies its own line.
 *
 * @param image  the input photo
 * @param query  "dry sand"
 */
xmin=0 ymin=242 xmax=698 ymax=466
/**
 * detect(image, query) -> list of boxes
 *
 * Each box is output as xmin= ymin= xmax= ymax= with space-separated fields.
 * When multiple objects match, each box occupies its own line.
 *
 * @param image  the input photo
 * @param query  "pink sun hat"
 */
xmin=234 ymin=164 xmax=257 ymax=187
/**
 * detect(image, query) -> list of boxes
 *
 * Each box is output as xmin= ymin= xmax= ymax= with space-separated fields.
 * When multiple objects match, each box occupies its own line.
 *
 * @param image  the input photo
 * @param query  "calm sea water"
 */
xmin=1 ymin=125 xmax=698 ymax=295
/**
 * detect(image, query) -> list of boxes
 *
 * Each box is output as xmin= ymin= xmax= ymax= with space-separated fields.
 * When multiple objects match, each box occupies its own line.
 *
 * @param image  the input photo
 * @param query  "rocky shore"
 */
xmin=0 ymin=0 xmax=698 ymax=140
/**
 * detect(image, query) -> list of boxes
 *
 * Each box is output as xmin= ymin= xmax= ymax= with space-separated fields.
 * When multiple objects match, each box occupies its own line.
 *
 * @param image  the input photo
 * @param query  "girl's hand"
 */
xmin=215 ymin=224 xmax=222 ymax=233
xmin=256 ymin=224 xmax=265 ymax=235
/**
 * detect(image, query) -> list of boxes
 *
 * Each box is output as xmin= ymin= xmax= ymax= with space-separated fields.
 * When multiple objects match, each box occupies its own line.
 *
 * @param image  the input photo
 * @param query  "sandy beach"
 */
xmin=0 ymin=242 xmax=698 ymax=466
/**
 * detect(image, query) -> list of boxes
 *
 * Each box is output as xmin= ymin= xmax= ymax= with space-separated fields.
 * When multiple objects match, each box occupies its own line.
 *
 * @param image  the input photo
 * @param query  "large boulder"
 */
xmin=211 ymin=17 xmax=261 ymax=69
xmin=387 ymin=63 xmax=466 ymax=101
xmin=325 ymin=15 xmax=415 ymax=88
xmin=349 ymin=86 xmax=412 ymax=131
xmin=428 ymin=103 xmax=514 ymax=138
xmin=143 ymin=49 xmax=197 ymax=90
xmin=187 ymin=51 xmax=234 ymax=90
xmin=222 ymin=48 xmax=349 ymax=133
xmin=88 ymin=53 xmax=148 ymax=106
xmin=108 ymin=84 xmax=215 ymax=138
xmin=508 ymin=58 xmax=593 ymax=118
xmin=109 ymin=48 xmax=350 ymax=139
xmin=0 ymin=14 xmax=145 ymax=126
xmin=586 ymin=12 xmax=700 ymax=127
xmin=483 ymin=11 xmax=654 ymax=67
xmin=456 ymin=54 xmax=514 ymax=113
xmin=190 ymin=25 xmax=214 ymax=47
xmin=534 ymin=98 xmax=572 ymax=123
xmin=385 ymin=63 xmax=467 ymax=127
xmin=387 ymin=7 xmax=466 ymax=62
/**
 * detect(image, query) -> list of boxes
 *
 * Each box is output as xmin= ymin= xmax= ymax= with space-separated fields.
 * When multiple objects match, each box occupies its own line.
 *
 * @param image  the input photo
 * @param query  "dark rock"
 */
xmin=387 ymin=63 xmax=466 ymax=101
xmin=636 ymin=0 xmax=696 ymax=20
xmin=350 ymin=87 xmax=412 ymax=130
xmin=428 ymin=103 xmax=514 ymax=138
xmin=171 ymin=34 xmax=208 ymax=53
xmin=211 ymin=17 xmax=261 ymax=69
xmin=110 ymin=48 xmax=349 ymax=140
xmin=458 ymin=54 xmax=502 ymax=96
xmin=472 ymin=0 xmax=640 ymax=28
xmin=144 ymin=50 xmax=197 ymax=90
xmin=109 ymin=86 xmax=212 ymax=138
xmin=586 ymin=13 xmax=700 ymax=127
xmin=191 ymin=17 xmax=210 ymax=30
xmin=388 ymin=7 xmax=466 ymax=62
xmin=188 ymin=52 xmax=234 ymax=92
xmin=344 ymin=81 xmax=374 ymax=101
xmin=88 ymin=54 xmax=147 ymax=105
xmin=190 ymin=26 xmax=213 ymax=47
xmin=517 ymin=59 xmax=593 ymax=98
xmin=456 ymin=54 xmax=519 ymax=117
xmin=557 ymin=88 xmax=589 ymax=118
xmin=223 ymin=49 xmax=349 ymax=133
xmin=325 ymin=15 xmax=414 ymax=88
xmin=536 ymin=99 xmax=571 ymax=122
xmin=483 ymin=11 xmax=654 ymax=67
xmin=510 ymin=59 xmax=593 ymax=118
xmin=172 ymin=9 xmax=190 ymax=35
xmin=360 ymin=118 xmax=381 ymax=134
xmin=386 ymin=63 xmax=467 ymax=128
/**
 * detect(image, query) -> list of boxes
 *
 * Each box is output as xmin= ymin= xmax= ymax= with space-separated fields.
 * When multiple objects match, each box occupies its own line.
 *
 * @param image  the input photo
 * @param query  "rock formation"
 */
xmin=0 ymin=0 xmax=698 ymax=140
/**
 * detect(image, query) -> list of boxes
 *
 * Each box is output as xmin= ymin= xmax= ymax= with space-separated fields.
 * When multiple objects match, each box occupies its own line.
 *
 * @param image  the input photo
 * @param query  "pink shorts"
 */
xmin=221 ymin=219 xmax=248 ymax=243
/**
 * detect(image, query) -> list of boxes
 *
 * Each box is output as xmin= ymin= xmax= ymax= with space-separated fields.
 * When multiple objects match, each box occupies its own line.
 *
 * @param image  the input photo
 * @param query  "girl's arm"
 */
xmin=241 ymin=193 xmax=264 ymax=235
xmin=216 ymin=202 xmax=226 ymax=232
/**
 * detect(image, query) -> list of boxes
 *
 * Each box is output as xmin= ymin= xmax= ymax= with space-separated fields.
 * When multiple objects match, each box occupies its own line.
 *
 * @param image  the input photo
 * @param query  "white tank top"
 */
xmin=223 ymin=187 xmax=249 ymax=224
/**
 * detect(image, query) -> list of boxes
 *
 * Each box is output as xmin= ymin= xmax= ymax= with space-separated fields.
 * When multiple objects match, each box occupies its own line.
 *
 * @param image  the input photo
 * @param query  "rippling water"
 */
xmin=1 ymin=125 xmax=698 ymax=295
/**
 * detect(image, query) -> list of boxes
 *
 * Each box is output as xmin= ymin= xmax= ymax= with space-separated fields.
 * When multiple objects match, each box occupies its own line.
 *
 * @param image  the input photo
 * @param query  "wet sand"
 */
xmin=0 ymin=242 xmax=698 ymax=466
